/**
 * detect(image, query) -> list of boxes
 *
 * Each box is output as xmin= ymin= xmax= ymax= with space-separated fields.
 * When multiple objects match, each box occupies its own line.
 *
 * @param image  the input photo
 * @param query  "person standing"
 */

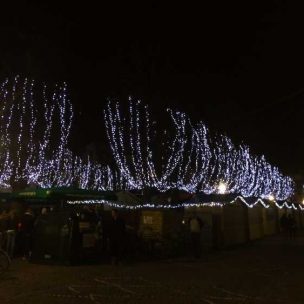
xmin=94 ymin=207 xmax=104 ymax=254
xmin=108 ymin=209 xmax=125 ymax=265
xmin=20 ymin=208 xmax=35 ymax=260
xmin=6 ymin=209 xmax=19 ymax=258
xmin=189 ymin=214 xmax=204 ymax=259
xmin=0 ymin=209 xmax=9 ymax=251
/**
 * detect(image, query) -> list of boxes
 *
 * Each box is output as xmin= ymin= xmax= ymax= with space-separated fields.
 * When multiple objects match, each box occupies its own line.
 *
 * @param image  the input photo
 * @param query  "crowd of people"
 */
xmin=0 ymin=206 xmax=35 ymax=259
xmin=4 ymin=206 xmax=297 ymax=264
xmin=0 ymin=201 xmax=205 ymax=261
xmin=0 ymin=205 xmax=202 ymax=264
xmin=0 ymin=205 xmax=128 ymax=265
xmin=78 ymin=206 xmax=127 ymax=265
xmin=2 ymin=205 xmax=296 ymax=265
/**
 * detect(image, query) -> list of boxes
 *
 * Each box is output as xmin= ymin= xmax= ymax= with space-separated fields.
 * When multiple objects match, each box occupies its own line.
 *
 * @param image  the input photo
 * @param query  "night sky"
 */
xmin=0 ymin=2 xmax=303 ymax=178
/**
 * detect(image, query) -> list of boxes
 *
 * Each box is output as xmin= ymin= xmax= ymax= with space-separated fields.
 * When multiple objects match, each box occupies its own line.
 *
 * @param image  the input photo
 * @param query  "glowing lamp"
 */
xmin=218 ymin=182 xmax=227 ymax=194
xmin=268 ymin=195 xmax=275 ymax=201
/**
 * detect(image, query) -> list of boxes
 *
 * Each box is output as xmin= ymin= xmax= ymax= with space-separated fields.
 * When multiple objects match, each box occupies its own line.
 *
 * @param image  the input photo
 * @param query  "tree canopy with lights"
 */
xmin=0 ymin=77 xmax=112 ymax=190
xmin=104 ymin=99 xmax=294 ymax=200
xmin=0 ymin=77 xmax=295 ymax=201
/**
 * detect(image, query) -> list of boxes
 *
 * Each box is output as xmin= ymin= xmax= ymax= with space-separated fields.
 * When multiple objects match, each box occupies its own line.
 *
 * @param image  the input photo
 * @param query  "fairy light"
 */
xmin=67 ymin=196 xmax=301 ymax=211
xmin=275 ymin=201 xmax=297 ymax=210
xmin=104 ymin=100 xmax=295 ymax=200
xmin=0 ymin=80 xmax=295 ymax=202
xmin=0 ymin=77 xmax=114 ymax=191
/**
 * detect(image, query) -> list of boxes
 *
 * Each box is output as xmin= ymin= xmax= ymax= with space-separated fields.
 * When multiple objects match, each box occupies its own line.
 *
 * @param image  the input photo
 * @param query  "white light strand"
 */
xmin=0 ymin=77 xmax=113 ymax=191
xmin=104 ymin=100 xmax=295 ymax=200
xmin=67 ymin=196 xmax=300 ymax=211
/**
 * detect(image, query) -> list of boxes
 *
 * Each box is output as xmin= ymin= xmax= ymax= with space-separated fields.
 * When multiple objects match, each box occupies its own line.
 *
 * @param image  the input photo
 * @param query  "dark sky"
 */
xmin=0 ymin=1 xmax=303 ymax=177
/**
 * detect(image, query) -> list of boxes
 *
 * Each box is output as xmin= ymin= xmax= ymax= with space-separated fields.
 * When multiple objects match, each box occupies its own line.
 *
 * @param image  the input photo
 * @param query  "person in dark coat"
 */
xmin=20 ymin=208 xmax=35 ymax=259
xmin=0 ymin=209 xmax=9 ymax=234
xmin=189 ymin=214 xmax=204 ymax=259
xmin=108 ymin=209 xmax=125 ymax=265
xmin=0 ymin=209 xmax=9 ymax=250
xmin=6 ymin=209 xmax=19 ymax=257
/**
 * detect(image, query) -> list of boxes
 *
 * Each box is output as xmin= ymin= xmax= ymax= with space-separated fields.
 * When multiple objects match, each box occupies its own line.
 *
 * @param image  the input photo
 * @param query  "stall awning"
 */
xmin=0 ymin=187 xmax=117 ymax=203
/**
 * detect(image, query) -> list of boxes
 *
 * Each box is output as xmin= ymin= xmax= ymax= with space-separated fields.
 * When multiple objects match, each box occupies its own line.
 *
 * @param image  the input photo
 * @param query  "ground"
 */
xmin=1 ymin=234 xmax=303 ymax=304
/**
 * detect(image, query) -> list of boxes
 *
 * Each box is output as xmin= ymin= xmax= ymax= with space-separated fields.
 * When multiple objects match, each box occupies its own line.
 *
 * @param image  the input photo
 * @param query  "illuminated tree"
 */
xmin=104 ymin=99 xmax=294 ymax=200
xmin=0 ymin=76 xmax=113 ymax=190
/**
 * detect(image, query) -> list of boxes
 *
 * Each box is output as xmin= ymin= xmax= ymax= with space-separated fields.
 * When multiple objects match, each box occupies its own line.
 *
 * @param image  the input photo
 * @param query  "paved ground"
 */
xmin=1 ymin=234 xmax=304 ymax=304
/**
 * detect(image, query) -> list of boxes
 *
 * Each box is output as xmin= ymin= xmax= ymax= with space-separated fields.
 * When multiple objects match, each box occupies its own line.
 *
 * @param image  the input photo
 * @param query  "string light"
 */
xmin=0 ymin=77 xmax=114 ymax=190
xmin=0 ymin=80 xmax=296 ymax=205
xmin=67 ymin=196 xmax=301 ymax=211
xmin=104 ymin=100 xmax=295 ymax=200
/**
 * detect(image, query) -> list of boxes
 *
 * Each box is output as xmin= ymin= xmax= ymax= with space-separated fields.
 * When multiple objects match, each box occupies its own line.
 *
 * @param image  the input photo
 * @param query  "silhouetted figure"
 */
xmin=189 ymin=214 xmax=204 ymax=259
xmin=6 ymin=209 xmax=19 ymax=257
xmin=94 ymin=208 xmax=104 ymax=254
xmin=0 ymin=209 xmax=10 ymax=253
xmin=20 ymin=208 xmax=35 ymax=259
xmin=0 ymin=209 xmax=9 ymax=235
xmin=108 ymin=209 xmax=125 ymax=265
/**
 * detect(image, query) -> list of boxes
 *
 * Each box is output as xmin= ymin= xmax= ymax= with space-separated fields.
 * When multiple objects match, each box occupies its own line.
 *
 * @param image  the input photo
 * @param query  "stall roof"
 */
xmin=0 ymin=187 xmax=117 ymax=202
xmin=0 ymin=188 xmax=294 ymax=208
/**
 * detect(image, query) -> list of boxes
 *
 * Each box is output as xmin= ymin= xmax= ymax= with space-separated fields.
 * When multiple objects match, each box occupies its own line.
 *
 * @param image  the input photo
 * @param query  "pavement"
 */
xmin=1 ymin=234 xmax=304 ymax=304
